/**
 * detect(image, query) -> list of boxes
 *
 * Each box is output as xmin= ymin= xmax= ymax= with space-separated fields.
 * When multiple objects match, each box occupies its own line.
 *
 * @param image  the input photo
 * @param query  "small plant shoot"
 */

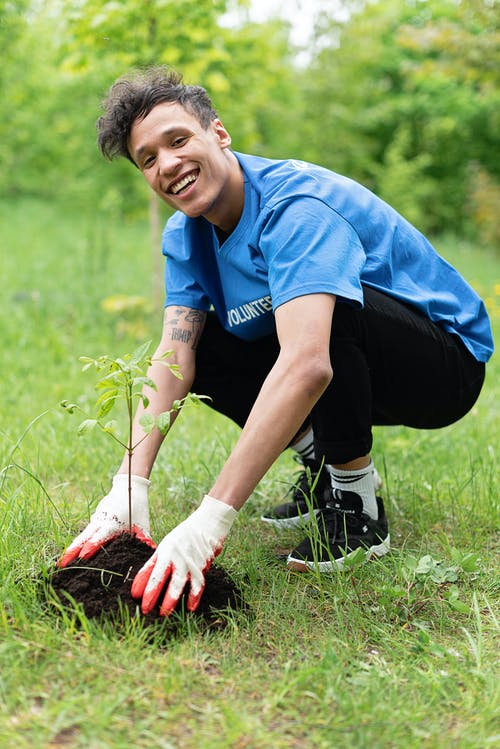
xmin=61 ymin=340 xmax=208 ymax=532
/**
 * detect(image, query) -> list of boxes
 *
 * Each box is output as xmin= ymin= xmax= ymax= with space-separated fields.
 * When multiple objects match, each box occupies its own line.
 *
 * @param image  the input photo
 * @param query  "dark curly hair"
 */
xmin=97 ymin=66 xmax=218 ymax=165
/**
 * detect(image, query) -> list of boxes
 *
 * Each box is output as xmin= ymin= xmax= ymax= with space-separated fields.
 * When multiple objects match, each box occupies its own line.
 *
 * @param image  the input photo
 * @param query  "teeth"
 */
xmin=171 ymin=173 xmax=197 ymax=195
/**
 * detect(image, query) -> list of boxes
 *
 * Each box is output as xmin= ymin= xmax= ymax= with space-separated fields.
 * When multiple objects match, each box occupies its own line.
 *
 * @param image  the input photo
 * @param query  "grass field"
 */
xmin=1 ymin=198 xmax=499 ymax=749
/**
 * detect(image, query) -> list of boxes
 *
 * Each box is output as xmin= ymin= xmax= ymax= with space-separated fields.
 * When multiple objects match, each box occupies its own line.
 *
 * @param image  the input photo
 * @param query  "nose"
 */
xmin=157 ymin=148 xmax=181 ymax=176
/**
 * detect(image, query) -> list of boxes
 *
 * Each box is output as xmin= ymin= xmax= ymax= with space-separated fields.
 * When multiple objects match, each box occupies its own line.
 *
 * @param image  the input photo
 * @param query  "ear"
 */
xmin=212 ymin=119 xmax=232 ymax=149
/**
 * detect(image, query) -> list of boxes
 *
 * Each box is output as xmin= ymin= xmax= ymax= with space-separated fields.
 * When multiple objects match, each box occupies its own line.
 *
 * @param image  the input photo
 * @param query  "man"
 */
xmin=59 ymin=67 xmax=493 ymax=617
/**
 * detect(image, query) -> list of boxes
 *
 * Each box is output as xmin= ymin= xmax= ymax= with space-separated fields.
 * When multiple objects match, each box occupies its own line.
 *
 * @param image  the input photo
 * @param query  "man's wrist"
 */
xmin=114 ymin=473 xmax=151 ymax=484
xmin=200 ymin=494 xmax=239 ymax=521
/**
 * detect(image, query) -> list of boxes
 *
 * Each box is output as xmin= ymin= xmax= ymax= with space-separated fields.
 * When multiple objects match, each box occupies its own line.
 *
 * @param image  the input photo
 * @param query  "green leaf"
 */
xmin=430 ymin=566 xmax=458 ymax=584
xmin=95 ymin=376 xmax=122 ymax=390
xmin=446 ymin=586 xmax=470 ymax=614
xmin=380 ymin=584 xmax=406 ymax=601
xmin=96 ymin=388 xmax=118 ymax=405
xmin=103 ymin=420 xmax=119 ymax=435
xmin=60 ymin=400 xmax=78 ymax=413
xmin=416 ymin=627 xmax=430 ymax=646
xmin=80 ymin=359 xmax=97 ymax=372
xmin=156 ymin=411 xmax=171 ymax=435
xmin=139 ymin=413 xmax=155 ymax=433
xmin=340 ymin=546 xmax=366 ymax=569
xmin=96 ymin=370 xmax=125 ymax=388
xmin=77 ymin=419 xmax=98 ymax=435
xmin=186 ymin=392 xmax=211 ymax=406
xmin=450 ymin=549 xmax=480 ymax=573
xmin=130 ymin=340 xmax=152 ymax=365
xmin=460 ymin=554 xmax=481 ymax=573
xmin=129 ymin=363 xmax=145 ymax=379
xmin=415 ymin=555 xmax=437 ymax=575
xmin=114 ymin=357 xmax=130 ymax=372
xmin=133 ymin=376 xmax=157 ymax=390
xmin=168 ymin=364 xmax=184 ymax=380
xmin=97 ymin=397 xmax=117 ymax=420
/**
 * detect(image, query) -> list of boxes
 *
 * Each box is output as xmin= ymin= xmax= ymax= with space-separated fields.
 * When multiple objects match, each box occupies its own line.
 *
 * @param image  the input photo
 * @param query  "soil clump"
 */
xmin=50 ymin=534 xmax=245 ymax=628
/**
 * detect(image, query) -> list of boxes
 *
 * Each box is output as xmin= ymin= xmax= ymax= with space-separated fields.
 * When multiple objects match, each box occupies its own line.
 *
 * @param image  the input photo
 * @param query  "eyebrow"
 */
xmin=134 ymin=126 xmax=189 ymax=162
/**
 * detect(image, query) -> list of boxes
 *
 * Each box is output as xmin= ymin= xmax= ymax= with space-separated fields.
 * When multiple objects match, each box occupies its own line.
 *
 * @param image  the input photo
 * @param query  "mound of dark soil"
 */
xmin=49 ymin=534 xmax=245 ymax=627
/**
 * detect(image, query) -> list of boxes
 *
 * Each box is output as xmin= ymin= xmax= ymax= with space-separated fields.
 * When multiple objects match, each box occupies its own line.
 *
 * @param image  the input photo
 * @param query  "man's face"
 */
xmin=128 ymin=102 xmax=239 ymax=229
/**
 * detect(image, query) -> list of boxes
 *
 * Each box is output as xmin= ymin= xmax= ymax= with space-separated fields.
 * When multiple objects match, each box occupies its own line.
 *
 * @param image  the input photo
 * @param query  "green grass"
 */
xmin=1 ymin=198 xmax=499 ymax=749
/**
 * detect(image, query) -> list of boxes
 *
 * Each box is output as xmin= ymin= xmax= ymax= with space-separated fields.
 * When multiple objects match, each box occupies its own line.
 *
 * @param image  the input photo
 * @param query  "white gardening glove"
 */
xmin=131 ymin=495 xmax=237 ymax=616
xmin=58 ymin=474 xmax=154 ymax=567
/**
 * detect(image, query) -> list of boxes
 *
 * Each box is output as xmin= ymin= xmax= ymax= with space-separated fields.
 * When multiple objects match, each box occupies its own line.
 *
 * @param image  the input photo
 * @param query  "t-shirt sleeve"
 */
xmin=258 ymin=196 xmax=367 ymax=310
xmin=163 ymin=255 xmax=211 ymax=310
xmin=162 ymin=217 xmax=211 ymax=311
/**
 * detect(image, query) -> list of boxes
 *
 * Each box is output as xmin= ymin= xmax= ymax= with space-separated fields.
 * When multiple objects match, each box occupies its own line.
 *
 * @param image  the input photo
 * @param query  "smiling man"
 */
xmin=130 ymin=100 xmax=244 ymax=231
xmin=59 ymin=67 xmax=493 ymax=616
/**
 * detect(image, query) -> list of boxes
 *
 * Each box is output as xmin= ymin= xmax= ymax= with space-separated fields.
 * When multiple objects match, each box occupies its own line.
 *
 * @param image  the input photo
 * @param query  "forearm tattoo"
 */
xmin=167 ymin=308 xmax=206 ymax=350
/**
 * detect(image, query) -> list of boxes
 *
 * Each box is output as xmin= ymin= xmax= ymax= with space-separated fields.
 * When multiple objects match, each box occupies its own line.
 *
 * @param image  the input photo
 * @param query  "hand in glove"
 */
xmin=58 ymin=474 xmax=155 ymax=568
xmin=131 ymin=495 xmax=237 ymax=616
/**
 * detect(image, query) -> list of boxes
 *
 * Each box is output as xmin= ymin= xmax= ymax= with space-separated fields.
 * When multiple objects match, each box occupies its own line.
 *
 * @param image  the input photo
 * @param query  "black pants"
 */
xmin=192 ymin=287 xmax=485 ymax=464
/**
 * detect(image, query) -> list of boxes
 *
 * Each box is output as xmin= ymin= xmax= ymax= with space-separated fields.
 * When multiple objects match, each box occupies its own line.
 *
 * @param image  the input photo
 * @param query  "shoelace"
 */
xmin=322 ymin=500 xmax=366 ymax=542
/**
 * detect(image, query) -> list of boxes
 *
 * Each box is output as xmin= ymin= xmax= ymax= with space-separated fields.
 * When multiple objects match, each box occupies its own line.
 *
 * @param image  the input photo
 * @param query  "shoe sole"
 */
xmin=260 ymin=508 xmax=323 ymax=530
xmin=286 ymin=533 xmax=390 ymax=572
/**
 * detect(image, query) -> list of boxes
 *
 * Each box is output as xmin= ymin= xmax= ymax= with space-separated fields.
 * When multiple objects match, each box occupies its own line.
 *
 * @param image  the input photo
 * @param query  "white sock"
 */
xmin=327 ymin=460 xmax=378 ymax=519
xmin=292 ymin=427 xmax=315 ymax=461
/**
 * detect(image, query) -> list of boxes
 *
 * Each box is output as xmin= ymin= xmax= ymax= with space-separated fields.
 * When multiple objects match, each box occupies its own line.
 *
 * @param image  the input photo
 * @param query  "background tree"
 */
xmin=28 ymin=0 xmax=299 ymax=299
xmin=1 ymin=0 xmax=499 ymax=246
xmin=297 ymin=0 xmax=500 ymax=236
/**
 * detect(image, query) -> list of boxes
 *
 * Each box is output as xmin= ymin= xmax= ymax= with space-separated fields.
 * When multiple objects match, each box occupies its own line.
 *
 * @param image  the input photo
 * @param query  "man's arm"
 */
xmin=116 ymin=305 xmax=207 ymax=478
xmin=131 ymin=293 xmax=336 ymax=614
xmin=209 ymin=293 xmax=335 ymax=507
xmin=57 ymin=305 xmax=206 ymax=567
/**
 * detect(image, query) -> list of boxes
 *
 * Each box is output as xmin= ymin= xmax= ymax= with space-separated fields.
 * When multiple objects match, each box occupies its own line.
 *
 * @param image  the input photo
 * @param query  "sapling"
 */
xmin=61 ymin=339 xmax=206 ymax=534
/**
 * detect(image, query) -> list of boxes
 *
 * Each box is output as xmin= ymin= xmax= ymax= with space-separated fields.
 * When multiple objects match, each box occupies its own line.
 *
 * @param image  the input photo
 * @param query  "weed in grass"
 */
xmin=461 ymin=592 xmax=488 ymax=673
xmin=0 ymin=410 xmax=68 ymax=536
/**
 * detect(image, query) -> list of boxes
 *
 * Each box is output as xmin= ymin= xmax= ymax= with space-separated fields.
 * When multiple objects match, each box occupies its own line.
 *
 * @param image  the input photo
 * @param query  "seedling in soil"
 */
xmin=56 ymin=342 xmax=245 ymax=626
xmin=61 ymin=339 xmax=207 ymax=531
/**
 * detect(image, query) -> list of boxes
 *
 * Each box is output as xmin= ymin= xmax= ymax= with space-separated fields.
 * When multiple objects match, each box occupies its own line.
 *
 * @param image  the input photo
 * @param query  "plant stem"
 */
xmin=127 ymin=381 xmax=133 ymax=533
xmin=127 ymin=448 xmax=132 ymax=534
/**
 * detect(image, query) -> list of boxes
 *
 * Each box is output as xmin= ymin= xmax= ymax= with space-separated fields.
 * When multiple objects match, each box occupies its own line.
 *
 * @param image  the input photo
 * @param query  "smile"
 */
xmin=169 ymin=170 xmax=199 ymax=195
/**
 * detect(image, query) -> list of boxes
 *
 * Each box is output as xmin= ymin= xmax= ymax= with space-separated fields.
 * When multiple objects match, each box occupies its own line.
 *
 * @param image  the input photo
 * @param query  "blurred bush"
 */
xmin=467 ymin=163 xmax=500 ymax=253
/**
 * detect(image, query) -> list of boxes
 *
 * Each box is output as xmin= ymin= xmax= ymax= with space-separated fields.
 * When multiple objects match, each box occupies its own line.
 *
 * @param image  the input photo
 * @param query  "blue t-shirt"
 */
xmin=162 ymin=152 xmax=493 ymax=362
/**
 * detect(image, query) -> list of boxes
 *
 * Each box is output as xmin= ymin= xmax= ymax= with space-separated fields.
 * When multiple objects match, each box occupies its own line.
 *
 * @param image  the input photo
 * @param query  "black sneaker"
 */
xmin=287 ymin=490 xmax=390 ymax=571
xmin=261 ymin=458 xmax=331 ymax=529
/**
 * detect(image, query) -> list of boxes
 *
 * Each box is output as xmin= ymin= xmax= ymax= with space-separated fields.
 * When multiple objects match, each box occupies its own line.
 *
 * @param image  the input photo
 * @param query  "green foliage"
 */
xmin=60 ymin=339 xmax=207 ymax=530
xmin=372 ymin=126 xmax=435 ymax=227
xmin=0 ymin=0 xmax=298 ymax=214
xmin=467 ymin=162 xmax=500 ymax=251
xmin=213 ymin=18 xmax=303 ymax=156
xmin=410 ymin=550 xmax=480 ymax=583
xmin=1 ymin=0 xmax=499 ymax=243
xmin=60 ymin=340 xmax=197 ymax=445
xmin=298 ymin=0 xmax=500 ymax=238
